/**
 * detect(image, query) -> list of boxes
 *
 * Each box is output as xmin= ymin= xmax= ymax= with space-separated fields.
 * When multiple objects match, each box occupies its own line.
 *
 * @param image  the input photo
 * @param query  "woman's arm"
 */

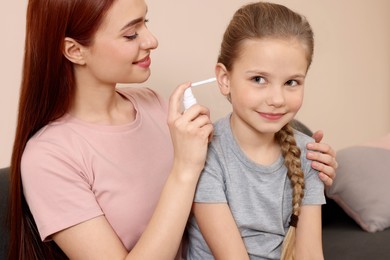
xmin=295 ymin=205 xmax=324 ymax=260
xmin=53 ymin=83 xmax=214 ymax=260
xmin=192 ymin=203 xmax=249 ymax=260
xmin=306 ymin=130 xmax=338 ymax=187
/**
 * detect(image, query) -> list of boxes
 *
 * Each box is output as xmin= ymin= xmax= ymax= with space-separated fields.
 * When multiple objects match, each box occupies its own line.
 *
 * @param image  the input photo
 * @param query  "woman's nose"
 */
xmin=140 ymin=28 xmax=158 ymax=50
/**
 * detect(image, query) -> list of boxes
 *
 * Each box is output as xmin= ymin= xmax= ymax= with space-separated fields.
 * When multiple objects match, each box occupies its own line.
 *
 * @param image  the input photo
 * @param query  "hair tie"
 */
xmin=289 ymin=214 xmax=299 ymax=227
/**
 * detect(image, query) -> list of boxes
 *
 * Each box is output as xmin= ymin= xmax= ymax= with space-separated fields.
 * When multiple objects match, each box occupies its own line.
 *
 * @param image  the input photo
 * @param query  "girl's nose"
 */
xmin=266 ymin=86 xmax=285 ymax=107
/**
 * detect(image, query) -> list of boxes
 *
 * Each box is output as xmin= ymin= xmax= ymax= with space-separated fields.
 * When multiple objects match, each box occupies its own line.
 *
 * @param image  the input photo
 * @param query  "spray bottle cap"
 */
xmin=183 ymin=88 xmax=197 ymax=110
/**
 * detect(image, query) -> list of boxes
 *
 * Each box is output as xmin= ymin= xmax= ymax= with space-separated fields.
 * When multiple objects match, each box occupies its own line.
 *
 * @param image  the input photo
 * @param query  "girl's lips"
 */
xmin=133 ymin=55 xmax=151 ymax=68
xmin=258 ymin=112 xmax=284 ymax=120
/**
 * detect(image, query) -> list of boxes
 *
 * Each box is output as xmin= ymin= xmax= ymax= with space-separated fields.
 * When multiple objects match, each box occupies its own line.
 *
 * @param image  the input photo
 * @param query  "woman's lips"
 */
xmin=133 ymin=55 xmax=151 ymax=68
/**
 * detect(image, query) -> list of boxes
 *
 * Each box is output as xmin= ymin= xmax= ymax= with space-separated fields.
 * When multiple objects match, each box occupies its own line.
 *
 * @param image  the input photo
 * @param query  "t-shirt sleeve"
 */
xmin=300 ymin=143 xmax=326 ymax=206
xmin=194 ymin=147 xmax=227 ymax=203
xmin=302 ymin=163 xmax=326 ymax=205
xmin=21 ymin=137 xmax=104 ymax=241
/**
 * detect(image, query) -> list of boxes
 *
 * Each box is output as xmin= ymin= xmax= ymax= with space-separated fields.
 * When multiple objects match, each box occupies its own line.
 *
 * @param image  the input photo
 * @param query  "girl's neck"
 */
xmin=230 ymin=115 xmax=281 ymax=166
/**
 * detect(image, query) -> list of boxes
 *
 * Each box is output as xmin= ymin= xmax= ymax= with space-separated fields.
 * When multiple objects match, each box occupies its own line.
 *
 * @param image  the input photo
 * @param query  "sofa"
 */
xmin=0 ymin=167 xmax=10 ymax=260
xmin=322 ymin=197 xmax=390 ymax=259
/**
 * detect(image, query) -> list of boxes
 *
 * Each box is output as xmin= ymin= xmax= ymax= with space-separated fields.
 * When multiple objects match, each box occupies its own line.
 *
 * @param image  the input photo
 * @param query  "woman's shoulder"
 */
xmin=24 ymin=117 xmax=81 ymax=158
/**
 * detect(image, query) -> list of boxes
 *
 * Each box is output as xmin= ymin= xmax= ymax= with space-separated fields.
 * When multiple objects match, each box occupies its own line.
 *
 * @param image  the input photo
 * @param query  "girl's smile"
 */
xmin=258 ymin=112 xmax=286 ymax=121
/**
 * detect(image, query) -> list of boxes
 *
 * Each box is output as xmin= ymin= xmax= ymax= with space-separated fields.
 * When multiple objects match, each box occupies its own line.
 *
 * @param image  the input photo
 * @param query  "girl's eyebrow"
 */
xmin=246 ymin=70 xmax=306 ymax=79
xmin=289 ymin=74 xmax=306 ymax=79
xmin=120 ymin=17 xmax=144 ymax=32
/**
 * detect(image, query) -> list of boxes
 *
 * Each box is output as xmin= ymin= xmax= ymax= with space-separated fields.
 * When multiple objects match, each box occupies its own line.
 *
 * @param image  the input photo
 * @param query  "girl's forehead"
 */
xmin=233 ymin=38 xmax=309 ymax=74
xmin=237 ymin=37 xmax=310 ymax=63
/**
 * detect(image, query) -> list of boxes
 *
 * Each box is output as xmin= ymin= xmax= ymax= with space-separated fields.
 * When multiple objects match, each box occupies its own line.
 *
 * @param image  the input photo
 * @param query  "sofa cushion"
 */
xmin=326 ymin=146 xmax=390 ymax=232
xmin=322 ymin=197 xmax=390 ymax=260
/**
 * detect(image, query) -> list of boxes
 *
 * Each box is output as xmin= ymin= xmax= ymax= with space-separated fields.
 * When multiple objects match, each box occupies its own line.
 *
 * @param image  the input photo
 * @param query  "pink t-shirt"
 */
xmin=21 ymin=87 xmax=174 ymax=251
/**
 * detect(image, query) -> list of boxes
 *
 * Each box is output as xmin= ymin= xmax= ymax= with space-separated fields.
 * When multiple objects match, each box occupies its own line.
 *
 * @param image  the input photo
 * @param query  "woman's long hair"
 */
xmin=218 ymin=2 xmax=314 ymax=259
xmin=9 ymin=0 xmax=114 ymax=258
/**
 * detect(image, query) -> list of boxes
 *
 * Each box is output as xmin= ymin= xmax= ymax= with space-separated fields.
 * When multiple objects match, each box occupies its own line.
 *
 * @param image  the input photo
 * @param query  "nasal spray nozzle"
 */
xmin=183 ymin=77 xmax=216 ymax=110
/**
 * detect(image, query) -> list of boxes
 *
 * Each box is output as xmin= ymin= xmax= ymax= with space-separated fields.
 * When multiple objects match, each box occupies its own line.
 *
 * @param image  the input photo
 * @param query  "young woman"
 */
xmin=188 ymin=2 xmax=326 ymax=259
xmin=9 ymin=0 xmax=336 ymax=259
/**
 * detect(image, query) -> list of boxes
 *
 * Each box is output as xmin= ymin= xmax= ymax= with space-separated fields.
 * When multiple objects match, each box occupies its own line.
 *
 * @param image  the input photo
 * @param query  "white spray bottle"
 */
xmin=183 ymin=77 xmax=216 ymax=110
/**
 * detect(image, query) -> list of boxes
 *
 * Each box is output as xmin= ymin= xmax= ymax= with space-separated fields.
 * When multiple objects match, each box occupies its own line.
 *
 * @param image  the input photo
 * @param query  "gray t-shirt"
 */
xmin=187 ymin=115 xmax=325 ymax=260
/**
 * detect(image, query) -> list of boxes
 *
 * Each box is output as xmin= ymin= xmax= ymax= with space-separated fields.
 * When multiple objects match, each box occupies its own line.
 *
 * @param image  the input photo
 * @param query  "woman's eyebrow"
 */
xmin=120 ymin=17 xmax=143 ymax=31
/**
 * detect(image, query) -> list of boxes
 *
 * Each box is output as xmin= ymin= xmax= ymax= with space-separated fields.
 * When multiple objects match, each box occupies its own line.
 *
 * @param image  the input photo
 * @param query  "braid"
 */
xmin=276 ymin=123 xmax=305 ymax=260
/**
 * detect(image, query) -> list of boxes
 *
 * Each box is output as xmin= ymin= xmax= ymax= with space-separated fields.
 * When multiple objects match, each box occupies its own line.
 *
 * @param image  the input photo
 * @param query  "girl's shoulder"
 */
xmin=293 ymin=129 xmax=314 ymax=149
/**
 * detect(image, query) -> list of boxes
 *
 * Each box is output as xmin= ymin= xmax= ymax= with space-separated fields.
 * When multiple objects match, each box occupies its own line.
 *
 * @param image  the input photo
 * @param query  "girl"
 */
xmin=9 ymin=0 xmax=335 ymax=259
xmin=188 ymin=2 xmax=325 ymax=259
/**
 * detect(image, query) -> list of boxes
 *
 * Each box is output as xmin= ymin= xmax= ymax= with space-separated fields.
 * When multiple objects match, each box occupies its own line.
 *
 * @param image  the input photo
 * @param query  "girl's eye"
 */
xmin=253 ymin=76 xmax=266 ymax=84
xmin=286 ymin=79 xmax=298 ymax=87
xmin=124 ymin=32 xmax=138 ymax=40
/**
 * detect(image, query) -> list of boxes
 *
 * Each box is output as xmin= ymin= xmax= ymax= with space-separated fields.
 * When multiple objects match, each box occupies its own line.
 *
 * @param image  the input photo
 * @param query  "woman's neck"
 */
xmin=70 ymin=83 xmax=135 ymax=125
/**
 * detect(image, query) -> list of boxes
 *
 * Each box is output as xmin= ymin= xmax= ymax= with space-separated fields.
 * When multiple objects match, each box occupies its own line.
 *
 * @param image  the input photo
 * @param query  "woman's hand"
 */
xmin=306 ymin=130 xmax=338 ymax=187
xmin=168 ymin=82 xmax=214 ymax=177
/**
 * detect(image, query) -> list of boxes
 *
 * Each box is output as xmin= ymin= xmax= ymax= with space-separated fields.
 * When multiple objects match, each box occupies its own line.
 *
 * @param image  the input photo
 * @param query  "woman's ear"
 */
xmin=63 ymin=37 xmax=86 ymax=65
xmin=215 ymin=63 xmax=230 ymax=97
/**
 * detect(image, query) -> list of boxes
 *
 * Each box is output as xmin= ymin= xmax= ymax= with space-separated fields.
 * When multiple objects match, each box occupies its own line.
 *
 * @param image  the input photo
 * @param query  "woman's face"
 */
xmin=82 ymin=0 xmax=158 ymax=85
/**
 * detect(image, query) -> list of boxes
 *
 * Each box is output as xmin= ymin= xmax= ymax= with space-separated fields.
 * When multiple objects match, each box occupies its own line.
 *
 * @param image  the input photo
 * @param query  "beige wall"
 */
xmin=1 ymin=0 xmax=389 ymax=168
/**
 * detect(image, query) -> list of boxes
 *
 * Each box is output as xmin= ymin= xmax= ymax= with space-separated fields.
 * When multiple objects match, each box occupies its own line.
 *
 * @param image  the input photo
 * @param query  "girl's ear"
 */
xmin=63 ymin=37 xmax=86 ymax=65
xmin=215 ymin=63 xmax=230 ymax=97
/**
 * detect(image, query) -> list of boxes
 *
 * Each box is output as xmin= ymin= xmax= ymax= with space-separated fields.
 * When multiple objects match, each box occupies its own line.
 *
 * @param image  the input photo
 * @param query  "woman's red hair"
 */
xmin=9 ymin=0 xmax=114 ymax=258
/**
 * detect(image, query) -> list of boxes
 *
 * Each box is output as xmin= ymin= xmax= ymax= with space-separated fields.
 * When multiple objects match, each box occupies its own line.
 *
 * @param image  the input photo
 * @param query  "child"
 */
xmin=187 ymin=2 xmax=325 ymax=259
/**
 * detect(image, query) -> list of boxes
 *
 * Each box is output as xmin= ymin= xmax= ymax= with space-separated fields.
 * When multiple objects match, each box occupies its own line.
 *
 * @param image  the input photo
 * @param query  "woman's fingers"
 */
xmin=168 ymin=82 xmax=191 ymax=122
xmin=306 ymin=133 xmax=338 ymax=187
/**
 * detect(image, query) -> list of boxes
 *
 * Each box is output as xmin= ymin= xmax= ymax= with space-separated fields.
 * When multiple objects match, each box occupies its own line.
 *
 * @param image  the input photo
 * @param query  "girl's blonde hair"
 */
xmin=218 ymin=2 xmax=314 ymax=259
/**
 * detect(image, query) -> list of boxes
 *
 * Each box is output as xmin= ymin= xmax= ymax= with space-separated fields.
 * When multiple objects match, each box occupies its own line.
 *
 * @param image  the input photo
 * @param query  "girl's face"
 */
xmin=82 ymin=0 xmax=158 ymax=85
xmin=220 ymin=37 xmax=309 ymax=138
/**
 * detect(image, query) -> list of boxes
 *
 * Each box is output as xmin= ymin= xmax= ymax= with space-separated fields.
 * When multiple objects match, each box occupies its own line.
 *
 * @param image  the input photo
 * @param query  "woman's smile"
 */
xmin=133 ymin=55 xmax=151 ymax=68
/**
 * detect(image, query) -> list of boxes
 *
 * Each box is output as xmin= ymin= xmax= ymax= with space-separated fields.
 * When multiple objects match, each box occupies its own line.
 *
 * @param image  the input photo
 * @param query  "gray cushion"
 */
xmin=326 ymin=146 xmax=390 ymax=232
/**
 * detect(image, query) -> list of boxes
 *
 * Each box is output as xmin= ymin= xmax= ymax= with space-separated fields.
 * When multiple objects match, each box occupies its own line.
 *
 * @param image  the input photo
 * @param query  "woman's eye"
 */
xmin=286 ymin=80 xmax=298 ymax=87
xmin=123 ymin=19 xmax=148 ymax=41
xmin=253 ymin=76 xmax=266 ymax=84
xmin=124 ymin=33 xmax=138 ymax=40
